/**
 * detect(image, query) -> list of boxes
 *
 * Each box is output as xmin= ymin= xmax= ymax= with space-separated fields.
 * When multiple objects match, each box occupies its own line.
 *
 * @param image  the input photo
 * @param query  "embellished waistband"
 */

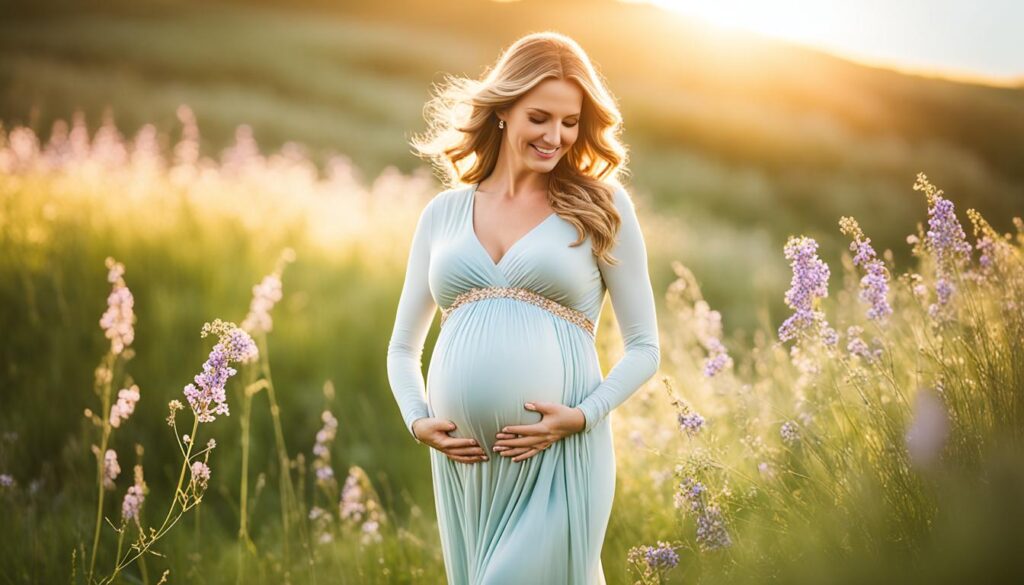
xmin=439 ymin=286 xmax=595 ymax=337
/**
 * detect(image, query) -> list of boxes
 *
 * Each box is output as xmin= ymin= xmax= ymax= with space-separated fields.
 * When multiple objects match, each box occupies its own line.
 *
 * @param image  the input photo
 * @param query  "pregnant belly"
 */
xmin=427 ymin=301 xmax=566 ymax=447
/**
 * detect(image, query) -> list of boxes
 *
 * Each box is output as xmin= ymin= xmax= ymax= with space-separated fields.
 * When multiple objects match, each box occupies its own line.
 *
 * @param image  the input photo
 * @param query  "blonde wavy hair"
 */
xmin=408 ymin=31 xmax=632 ymax=266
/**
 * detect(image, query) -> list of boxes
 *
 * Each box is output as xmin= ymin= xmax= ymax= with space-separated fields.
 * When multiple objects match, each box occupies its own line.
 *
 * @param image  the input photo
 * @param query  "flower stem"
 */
xmin=87 ymin=352 xmax=115 ymax=584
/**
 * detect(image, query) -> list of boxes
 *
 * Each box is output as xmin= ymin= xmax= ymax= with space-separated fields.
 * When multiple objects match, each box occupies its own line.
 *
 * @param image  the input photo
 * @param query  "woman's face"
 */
xmin=499 ymin=78 xmax=583 ymax=173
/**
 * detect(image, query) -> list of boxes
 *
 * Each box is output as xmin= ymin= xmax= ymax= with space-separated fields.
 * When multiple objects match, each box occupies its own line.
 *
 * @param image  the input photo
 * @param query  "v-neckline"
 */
xmin=469 ymin=182 xmax=557 ymax=268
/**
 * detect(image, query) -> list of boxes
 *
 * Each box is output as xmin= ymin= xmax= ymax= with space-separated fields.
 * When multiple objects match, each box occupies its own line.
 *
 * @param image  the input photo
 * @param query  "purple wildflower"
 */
xmin=839 ymin=217 xmax=893 ymax=322
xmin=671 ymin=397 xmax=705 ymax=437
xmin=339 ymin=470 xmax=366 ymax=523
xmin=914 ymin=174 xmax=971 ymax=320
xmin=337 ymin=466 xmax=385 ymax=542
xmin=695 ymin=504 xmax=733 ymax=550
xmin=308 ymin=506 xmax=335 ymax=545
xmin=673 ymin=477 xmax=732 ymax=550
xmin=965 ymin=208 xmax=1014 ymax=283
xmin=778 ymin=236 xmax=835 ymax=344
xmin=313 ymin=410 xmax=339 ymax=487
xmin=109 ymin=384 xmax=140 ymax=428
xmin=316 ymin=466 xmax=334 ymax=482
xmin=103 ymin=449 xmax=120 ymax=490
xmin=190 ymin=461 xmax=211 ymax=491
xmin=241 ymin=272 xmax=284 ymax=336
xmin=121 ymin=465 xmax=146 ymax=523
xmin=0 ymin=474 xmax=14 ymax=488
xmin=99 ymin=257 xmax=135 ymax=355
xmin=846 ymin=326 xmax=882 ymax=364
xmin=628 ymin=541 xmax=680 ymax=574
xmin=183 ymin=320 xmax=257 ymax=423
xmin=703 ymin=339 xmax=733 ymax=377
xmin=694 ymin=300 xmax=733 ymax=377
xmin=976 ymin=236 xmax=994 ymax=270
xmin=678 ymin=411 xmax=705 ymax=436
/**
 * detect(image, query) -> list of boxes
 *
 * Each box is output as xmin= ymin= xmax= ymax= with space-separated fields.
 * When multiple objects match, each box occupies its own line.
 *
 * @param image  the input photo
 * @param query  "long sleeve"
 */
xmin=386 ymin=196 xmax=437 ymax=441
xmin=575 ymin=186 xmax=661 ymax=433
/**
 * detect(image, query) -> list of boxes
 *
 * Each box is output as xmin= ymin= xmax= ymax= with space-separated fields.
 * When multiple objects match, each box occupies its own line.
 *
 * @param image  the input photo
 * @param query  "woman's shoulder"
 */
xmin=424 ymin=184 xmax=470 ymax=214
xmin=607 ymin=182 xmax=637 ymax=214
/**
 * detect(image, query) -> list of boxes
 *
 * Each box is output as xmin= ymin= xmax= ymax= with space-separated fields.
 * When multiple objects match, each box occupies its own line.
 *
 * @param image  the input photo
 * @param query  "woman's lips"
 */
xmin=531 ymin=144 xmax=558 ymax=159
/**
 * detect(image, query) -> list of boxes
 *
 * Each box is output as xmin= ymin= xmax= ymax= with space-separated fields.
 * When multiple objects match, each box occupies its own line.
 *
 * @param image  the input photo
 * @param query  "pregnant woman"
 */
xmin=387 ymin=32 xmax=660 ymax=584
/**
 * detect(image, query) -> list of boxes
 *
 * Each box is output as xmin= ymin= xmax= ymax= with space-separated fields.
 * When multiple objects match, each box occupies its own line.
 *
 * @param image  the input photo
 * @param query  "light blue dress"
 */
xmin=387 ymin=181 xmax=661 ymax=584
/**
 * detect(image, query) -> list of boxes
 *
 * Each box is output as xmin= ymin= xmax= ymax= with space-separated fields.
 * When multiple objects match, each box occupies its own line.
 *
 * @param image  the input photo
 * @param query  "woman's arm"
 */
xmin=574 ymin=186 xmax=661 ymax=433
xmin=386 ymin=196 xmax=437 ymax=441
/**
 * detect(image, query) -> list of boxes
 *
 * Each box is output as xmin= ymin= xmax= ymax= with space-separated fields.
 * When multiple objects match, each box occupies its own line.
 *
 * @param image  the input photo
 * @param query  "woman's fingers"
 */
xmin=443 ymin=437 xmax=480 ymax=449
xmin=448 ymin=445 xmax=488 ymax=457
xmin=446 ymin=453 xmax=485 ymax=463
xmin=512 ymin=447 xmax=542 ymax=462
xmin=496 ymin=447 xmax=530 ymax=458
xmin=493 ymin=434 xmax=545 ymax=449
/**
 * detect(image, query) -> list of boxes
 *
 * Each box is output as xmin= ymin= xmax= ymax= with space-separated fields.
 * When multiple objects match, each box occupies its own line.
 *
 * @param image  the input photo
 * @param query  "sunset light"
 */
xmin=638 ymin=0 xmax=1024 ymax=85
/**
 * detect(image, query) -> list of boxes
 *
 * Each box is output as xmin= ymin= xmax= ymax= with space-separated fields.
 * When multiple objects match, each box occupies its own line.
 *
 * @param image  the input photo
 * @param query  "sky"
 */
xmin=635 ymin=0 xmax=1024 ymax=85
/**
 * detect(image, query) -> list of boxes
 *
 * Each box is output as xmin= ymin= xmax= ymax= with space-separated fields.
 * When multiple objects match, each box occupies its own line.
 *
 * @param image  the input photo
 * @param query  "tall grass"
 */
xmin=617 ymin=175 xmax=1024 ymax=583
xmin=0 ymin=108 xmax=447 ymax=583
xmin=2 ymin=108 xmax=1022 ymax=584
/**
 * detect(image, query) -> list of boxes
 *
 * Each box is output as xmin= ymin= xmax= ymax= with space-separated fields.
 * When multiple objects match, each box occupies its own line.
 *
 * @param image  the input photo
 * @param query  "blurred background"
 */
xmin=1 ymin=0 xmax=1022 ymax=583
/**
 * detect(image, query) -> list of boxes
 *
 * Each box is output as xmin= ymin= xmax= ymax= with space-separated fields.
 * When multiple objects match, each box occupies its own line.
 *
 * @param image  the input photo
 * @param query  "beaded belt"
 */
xmin=439 ymin=286 xmax=595 ymax=337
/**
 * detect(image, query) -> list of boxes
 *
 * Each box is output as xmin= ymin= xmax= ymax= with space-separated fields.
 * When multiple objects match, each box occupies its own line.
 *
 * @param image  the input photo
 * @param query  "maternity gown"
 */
xmin=386 ymin=182 xmax=661 ymax=584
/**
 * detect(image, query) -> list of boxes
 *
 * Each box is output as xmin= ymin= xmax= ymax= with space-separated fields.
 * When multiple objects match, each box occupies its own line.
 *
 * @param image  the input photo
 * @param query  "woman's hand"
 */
xmin=412 ymin=417 xmax=489 ymax=464
xmin=492 ymin=402 xmax=586 ymax=462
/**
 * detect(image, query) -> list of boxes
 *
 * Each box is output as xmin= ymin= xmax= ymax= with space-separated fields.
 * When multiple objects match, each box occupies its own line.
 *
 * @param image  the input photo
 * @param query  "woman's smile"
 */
xmin=530 ymin=143 xmax=559 ymax=158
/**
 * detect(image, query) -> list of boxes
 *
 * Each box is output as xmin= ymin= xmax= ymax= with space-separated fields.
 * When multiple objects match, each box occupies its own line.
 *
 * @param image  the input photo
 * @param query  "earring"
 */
xmin=498 ymin=119 xmax=505 ymax=129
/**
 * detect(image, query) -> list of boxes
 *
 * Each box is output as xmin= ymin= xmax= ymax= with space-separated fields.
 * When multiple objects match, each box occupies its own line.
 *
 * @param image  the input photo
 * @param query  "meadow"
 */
xmin=3 ymin=1 xmax=1024 ymax=584
xmin=2 ymin=106 xmax=1023 ymax=584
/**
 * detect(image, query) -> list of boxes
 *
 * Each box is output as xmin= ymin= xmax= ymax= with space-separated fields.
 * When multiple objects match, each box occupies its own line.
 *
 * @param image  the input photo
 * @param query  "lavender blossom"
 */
xmin=241 ymin=272 xmax=284 ymax=336
xmin=339 ymin=471 xmax=366 ymax=523
xmin=0 ymin=474 xmax=14 ymax=488
xmin=914 ymin=174 xmax=972 ymax=320
xmin=670 ymin=394 xmax=705 ymax=437
xmin=121 ymin=485 xmax=144 ymax=522
xmin=695 ymin=505 xmax=733 ymax=551
xmin=109 ymin=384 xmax=141 ymax=428
xmin=673 ymin=477 xmax=706 ymax=512
xmin=678 ymin=411 xmax=705 ymax=436
xmin=121 ymin=465 xmax=146 ymax=523
xmin=308 ymin=506 xmax=335 ymax=545
xmin=694 ymin=300 xmax=734 ymax=377
xmin=190 ymin=461 xmax=211 ymax=491
xmin=846 ymin=326 xmax=882 ymax=364
xmin=839 ymin=217 xmax=893 ymax=322
xmin=628 ymin=540 xmax=680 ymax=575
xmin=965 ymin=208 xmax=1014 ymax=282
xmin=778 ymin=236 xmax=835 ymax=345
xmin=337 ymin=466 xmax=385 ymax=543
xmin=313 ymin=410 xmax=339 ymax=488
xmin=99 ymin=257 xmax=135 ymax=355
xmin=673 ymin=477 xmax=732 ymax=551
xmin=703 ymin=339 xmax=733 ymax=377
xmin=103 ymin=449 xmax=120 ymax=490
xmin=183 ymin=320 xmax=257 ymax=423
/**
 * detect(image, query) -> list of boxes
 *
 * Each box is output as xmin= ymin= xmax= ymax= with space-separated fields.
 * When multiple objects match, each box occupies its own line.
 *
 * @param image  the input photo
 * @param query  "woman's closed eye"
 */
xmin=529 ymin=118 xmax=578 ymax=128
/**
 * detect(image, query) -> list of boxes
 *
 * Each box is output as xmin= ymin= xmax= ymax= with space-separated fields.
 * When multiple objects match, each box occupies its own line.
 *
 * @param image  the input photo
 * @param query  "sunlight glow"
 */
xmin=635 ymin=0 xmax=1024 ymax=86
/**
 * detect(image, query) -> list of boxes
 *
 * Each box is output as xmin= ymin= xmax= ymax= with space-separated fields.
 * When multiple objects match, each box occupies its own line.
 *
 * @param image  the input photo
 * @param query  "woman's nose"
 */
xmin=543 ymin=123 xmax=561 ymax=146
